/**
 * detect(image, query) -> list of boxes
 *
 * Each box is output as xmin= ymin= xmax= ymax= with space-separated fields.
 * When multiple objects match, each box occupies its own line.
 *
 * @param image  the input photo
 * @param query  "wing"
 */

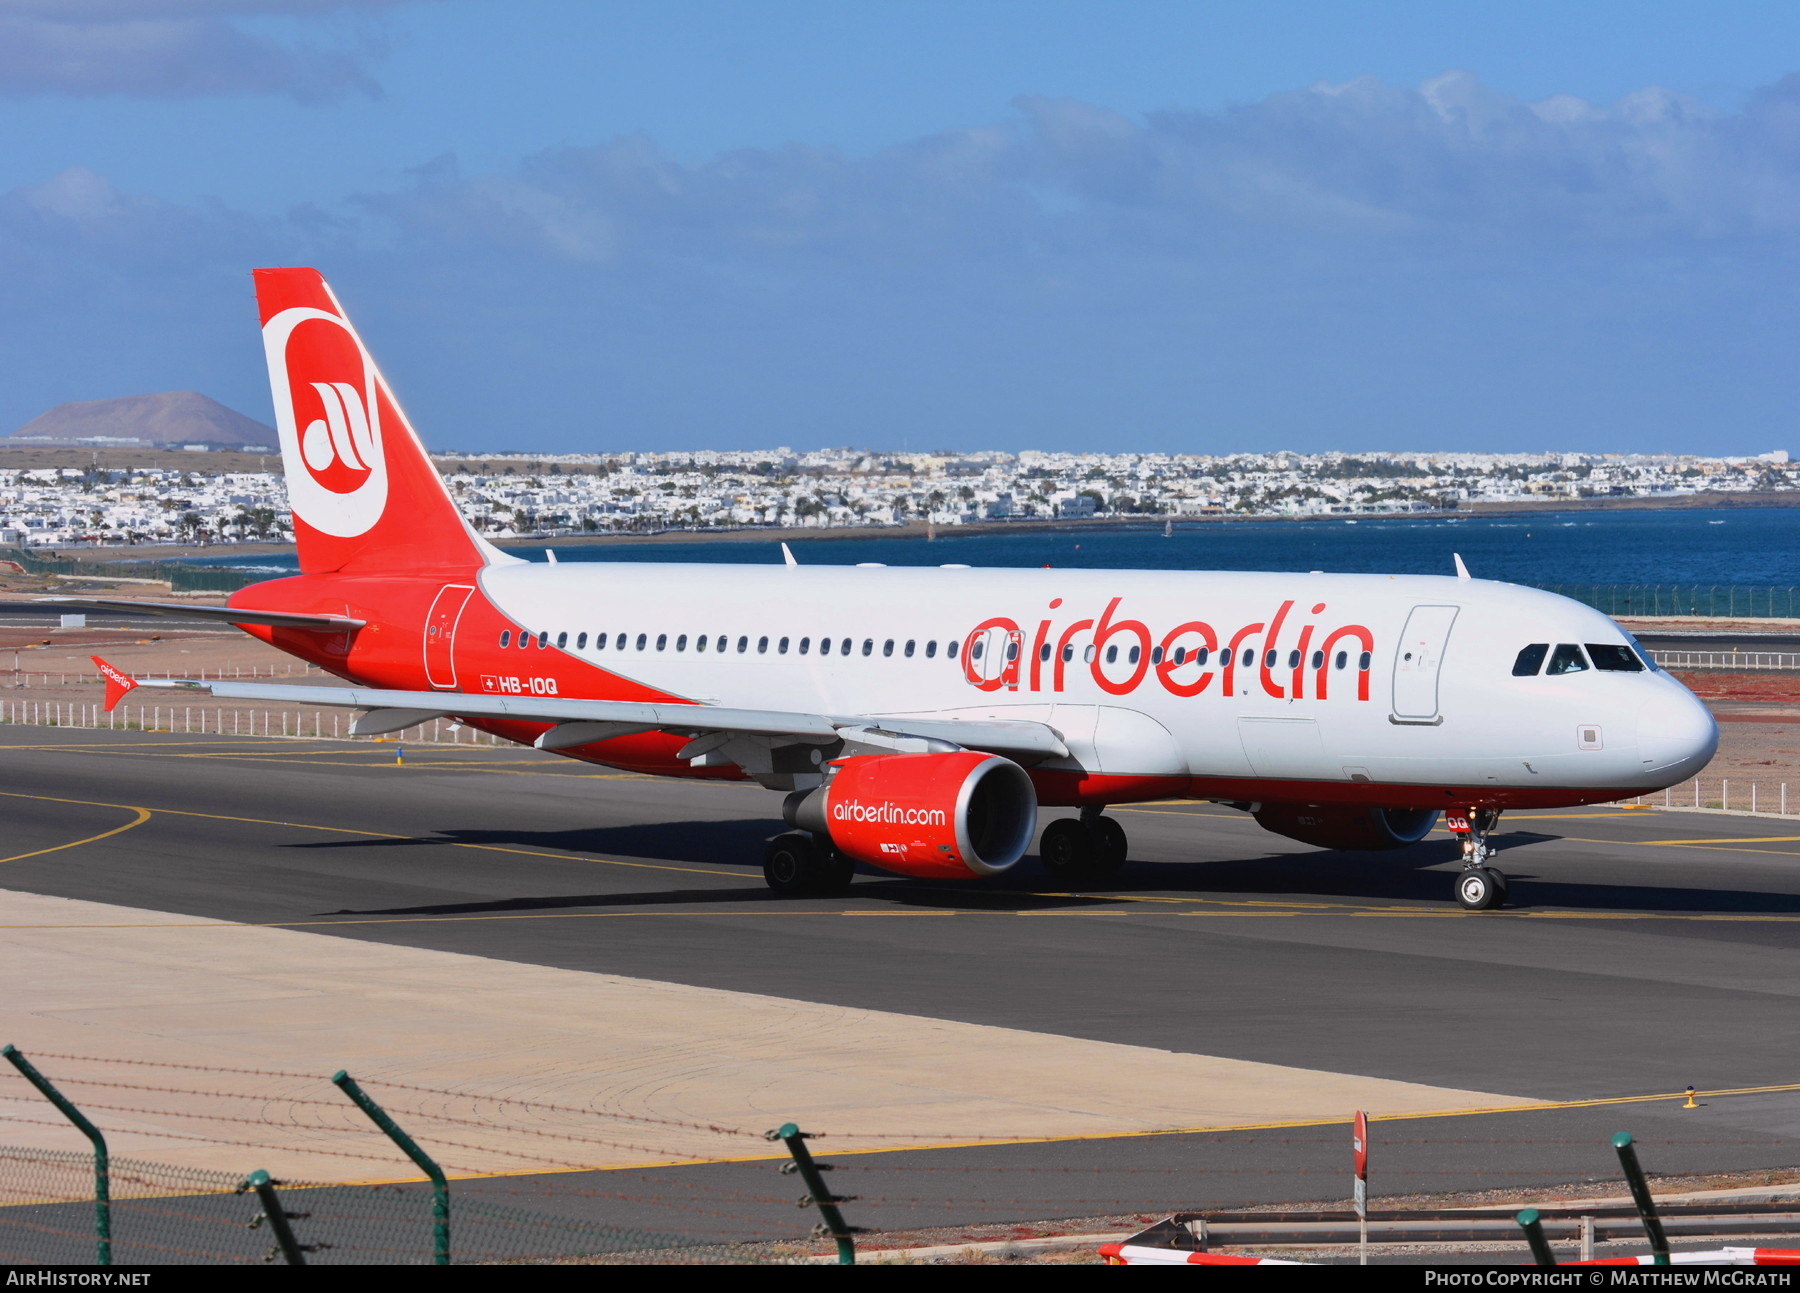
xmin=110 ymin=672 xmax=1071 ymax=764
xmin=41 ymin=598 xmax=365 ymax=633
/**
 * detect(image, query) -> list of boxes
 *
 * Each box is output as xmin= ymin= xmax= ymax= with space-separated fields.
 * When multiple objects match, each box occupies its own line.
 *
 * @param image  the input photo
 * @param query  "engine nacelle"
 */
xmin=785 ymin=751 xmax=1037 ymax=879
xmin=1252 ymin=803 xmax=1439 ymax=851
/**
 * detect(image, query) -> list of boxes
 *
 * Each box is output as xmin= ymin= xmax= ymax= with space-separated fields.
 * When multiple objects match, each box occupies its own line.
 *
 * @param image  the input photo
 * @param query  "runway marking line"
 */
xmin=320 ymin=1078 xmax=1800 ymax=1184
xmin=0 ymin=788 xmax=747 ymax=882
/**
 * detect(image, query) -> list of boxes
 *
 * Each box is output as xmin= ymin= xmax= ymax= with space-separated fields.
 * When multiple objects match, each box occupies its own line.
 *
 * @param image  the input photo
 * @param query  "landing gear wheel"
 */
xmin=812 ymin=846 xmax=855 ymax=897
xmin=1454 ymin=867 xmax=1505 ymax=911
xmin=1090 ymin=816 xmax=1129 ymax=871
xmin=1039 ymin=818 xmax=1094 ymax=881
xmin=1486 ymin=867 xmax=1509 ymax=903
xmin=764 ymin=832 xmax=822 ymax=896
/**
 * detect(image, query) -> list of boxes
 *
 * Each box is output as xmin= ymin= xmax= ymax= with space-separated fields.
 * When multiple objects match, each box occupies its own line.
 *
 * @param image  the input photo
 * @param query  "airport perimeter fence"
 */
xmin=9 ymin=547 xmax=1800 ymax=617
xmin=5 ymin=1050 xmax=1800 ymax=1266
xmin=1528 ymin=585 xmax=1800 ymax=619
xmin=1 ymin=696 xmax=1798 ymax=811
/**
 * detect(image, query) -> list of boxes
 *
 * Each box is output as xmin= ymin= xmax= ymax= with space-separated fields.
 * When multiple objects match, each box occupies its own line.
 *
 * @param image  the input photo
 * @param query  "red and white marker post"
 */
xmin=1353 ymin=1109 xmax=1370 ymax=1265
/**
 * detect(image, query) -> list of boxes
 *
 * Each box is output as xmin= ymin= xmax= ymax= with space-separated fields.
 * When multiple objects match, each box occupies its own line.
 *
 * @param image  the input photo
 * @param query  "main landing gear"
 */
xmin=1449 ymin=808 xmax=1508 ymax=911
xmin=1040 ymin=806 xmax=1129 ymax=887
xmin=763 ymin=831 xmax=855 ymax=897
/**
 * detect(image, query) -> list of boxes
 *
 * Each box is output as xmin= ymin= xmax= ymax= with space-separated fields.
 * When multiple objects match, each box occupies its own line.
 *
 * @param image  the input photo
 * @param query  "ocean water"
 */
xmin=181 ymin=508 xmax=1800 ymax=588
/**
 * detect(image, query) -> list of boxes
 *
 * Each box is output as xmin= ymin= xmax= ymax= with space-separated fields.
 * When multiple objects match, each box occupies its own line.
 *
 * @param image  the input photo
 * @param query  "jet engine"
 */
xmin=784 ymin=750 xmax=1037 ymax=879
xmin=1252 ymin=803 xmax=1439 ymax=851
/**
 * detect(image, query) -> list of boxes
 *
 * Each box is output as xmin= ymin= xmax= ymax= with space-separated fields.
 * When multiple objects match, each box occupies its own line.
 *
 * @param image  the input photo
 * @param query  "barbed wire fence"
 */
xmin=5 ymin=1048 xmax=1800 ymax=1265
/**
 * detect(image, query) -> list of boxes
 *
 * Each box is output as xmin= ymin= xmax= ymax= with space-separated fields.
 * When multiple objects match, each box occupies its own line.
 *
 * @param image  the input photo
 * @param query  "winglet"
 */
xmin=91 ymin=656 xmax=137 ymax=712
xmin=1453 ymin=552 xmax=1471 ymax=581
xmin=781 ymin=543 xmax=798 ymax=567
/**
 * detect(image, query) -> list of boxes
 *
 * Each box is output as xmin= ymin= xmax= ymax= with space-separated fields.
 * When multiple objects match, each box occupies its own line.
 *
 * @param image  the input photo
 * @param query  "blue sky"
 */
xmin=6 ymin=1 xmax=1800 ymax=456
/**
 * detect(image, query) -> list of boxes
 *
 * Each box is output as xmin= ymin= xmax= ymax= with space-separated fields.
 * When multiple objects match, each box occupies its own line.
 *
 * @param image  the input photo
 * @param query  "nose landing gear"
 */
xmin=1449 ymin=808 xmax=1507 ymax=910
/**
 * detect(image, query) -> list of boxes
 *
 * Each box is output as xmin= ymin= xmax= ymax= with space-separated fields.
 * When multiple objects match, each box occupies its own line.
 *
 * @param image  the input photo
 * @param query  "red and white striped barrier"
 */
xmin=1569 ymin=1248 xmax=1800 ymax=1266
xmin=1099 ymin=1243 xmax=1800 ymax=1267
xmin=1097 ymin=1243 xmax=1308 ymax=1265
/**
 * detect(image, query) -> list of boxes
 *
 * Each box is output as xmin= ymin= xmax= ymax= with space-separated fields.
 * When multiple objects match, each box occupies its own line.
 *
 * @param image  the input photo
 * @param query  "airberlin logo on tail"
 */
xmin=263 ymin=306 xmax=389 ymax=538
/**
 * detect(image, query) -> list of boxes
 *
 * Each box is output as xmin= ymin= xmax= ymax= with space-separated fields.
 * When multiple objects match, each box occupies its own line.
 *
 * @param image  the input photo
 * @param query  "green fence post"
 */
xmin=3 ymin=1044 xmax=109 ymax=1265
xmin=767 ymin=1122 xmax=859 ymax=1265
xmin=332 ymin=1070 xmax=448 ymax=1265
xmin=238 ymin=1170 xmax=309 ymax=1265
xmin=1612 ymin=1133 xmax=1670 ymax=1265
xmin=1515 ymin=1208 xmax=1557 ymax=1267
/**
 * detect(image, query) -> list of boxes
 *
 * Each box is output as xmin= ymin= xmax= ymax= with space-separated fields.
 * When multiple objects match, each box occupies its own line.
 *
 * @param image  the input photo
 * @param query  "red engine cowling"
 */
xmin=786 ymin=751 xmax=1038 ymax=879
xmin=1253 ymin=803 xmax=1439 ymax=851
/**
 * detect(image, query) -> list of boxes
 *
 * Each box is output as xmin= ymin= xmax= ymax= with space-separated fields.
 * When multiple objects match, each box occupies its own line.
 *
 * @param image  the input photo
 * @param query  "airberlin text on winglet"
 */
xmin=961 ymin=597 xmax=1375 ymax=700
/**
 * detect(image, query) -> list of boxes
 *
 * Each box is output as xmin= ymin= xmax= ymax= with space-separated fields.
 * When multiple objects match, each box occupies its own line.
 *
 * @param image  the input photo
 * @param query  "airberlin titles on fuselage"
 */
xmin=961 ymin=596 xmax=1374 ymax=701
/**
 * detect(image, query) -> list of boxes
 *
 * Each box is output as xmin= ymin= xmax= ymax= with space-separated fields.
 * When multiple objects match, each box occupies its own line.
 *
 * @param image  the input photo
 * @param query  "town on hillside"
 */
xmin=1 ymin=444 xmax=1796 ymax=549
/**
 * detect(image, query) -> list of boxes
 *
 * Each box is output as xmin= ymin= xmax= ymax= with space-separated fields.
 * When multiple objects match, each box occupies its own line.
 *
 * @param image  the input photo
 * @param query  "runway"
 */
xmin=3 ymin=726 xmax=1800 ymax=1244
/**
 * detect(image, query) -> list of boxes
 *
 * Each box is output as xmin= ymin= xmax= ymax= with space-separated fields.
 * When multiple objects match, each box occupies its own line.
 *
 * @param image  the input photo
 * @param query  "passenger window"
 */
xmin=947 ymin=640 xmax=959 ymax=659
xmin=1085 ymin=645 xmax=1097 ymax=663
xmin=1310 ymin=650 xmax=1323 ymax=669
xmin=635 ymin=633 xmax=647 ymax=650
xmin=656 ymin=633 xmax=667 ymax=651
xmin=972 ymin=640 xmax=985 ymax=660
xmin=1512 ymin=643 xmax=1549 ymax=676
xmin=925 ymin=640 xmax=937 ymax=658
xmin=905 ymin=640 xmax=916 ymax=657
xmin=1194 ymin=648 xmax=1209 ymax=666
xmin=1241 ymin=648 xmax=1254 ymax=668
xmin=1288 ymin=650 xmax=1300 ymax=669
xmin=1358 ymin=651 xmax=1371 ymax=670
xmin=1172 ymin=646 xmax=1185 ymax=665
xmin=862 ymin=639 xmax=874 ymax=656
xmin=779 ymin=637 xmax=790 ymax=654
xmin=537 ymin=631 xmax=549 ymax=649
xmin=1151 ymin=646 xmax=1163 ymax=664
xmin=1062 ymin=644 xmax=1074 ymax=662
xmin=1005 ymin=640 xmax=1018 ymax=660
xmin=499 ymin=630 xmax=511 ymax=648
xmin=1547 ymin=643 xmax=1589 ymax=675
xmin=1264 ymin=650 xmax=1277 ymax=668
xmin=1038 ymin=642 xmax=1051 ymax=661
xmin=696 ymin=635 xmax=707 ymax=652
xmin=738 ymin=636 xmax=749 ymax=653
xmin=883 ymin=639 xmax=895 ymax=657
xmin=556 ymin=631 xmax=568 ymax=649
xmin=757 ymin=636 xmax=768 ymax=653
xmin=577 ymin=632 xmax=588 ymax=649
xmin=799 ymin=637 xmax=810 ymax=655
xmin=1105 ymin=645 xmax=1118 ymax=663
xmin=1127 ymin=645 xmax=1140 ymax=664
xmin=716 ymin=636 xmax=727 ymax=652
xmin=1587 ymin=644 xmax=1645 ymax=672
xmin=676 ymin=634 xmax=687 ymax=651
xmin=1335 ymin=651 xmax=1347 ymax=669
xmin=616 ymin=633 xmax=627 ymax=650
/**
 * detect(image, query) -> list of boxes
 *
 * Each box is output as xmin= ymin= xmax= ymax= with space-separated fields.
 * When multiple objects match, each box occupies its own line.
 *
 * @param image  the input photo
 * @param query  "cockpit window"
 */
xmin=1586 ymin=644 xmax=1645 ymax=672
xmin=1512 ymin=643 xmax=1548 ymax=676
xmin=1546 ymin=643 xmax=1589 ymax=675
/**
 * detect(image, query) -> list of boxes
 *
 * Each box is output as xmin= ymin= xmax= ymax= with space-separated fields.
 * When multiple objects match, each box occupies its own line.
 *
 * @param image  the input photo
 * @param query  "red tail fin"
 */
xmin=253 ymin=268 xmax=509 ymax=576
xmin=91 ymin=656 xmax=137 ymax=712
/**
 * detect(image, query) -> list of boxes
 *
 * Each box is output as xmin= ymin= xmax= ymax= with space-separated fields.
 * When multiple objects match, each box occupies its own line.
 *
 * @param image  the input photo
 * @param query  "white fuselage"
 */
xmin=468 ymin=561 xmax=1717 ymax=798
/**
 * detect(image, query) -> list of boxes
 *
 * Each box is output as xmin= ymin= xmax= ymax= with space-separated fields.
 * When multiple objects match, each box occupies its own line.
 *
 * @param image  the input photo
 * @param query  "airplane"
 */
xmin=69 ymin=267 xmax=1718 ymax=911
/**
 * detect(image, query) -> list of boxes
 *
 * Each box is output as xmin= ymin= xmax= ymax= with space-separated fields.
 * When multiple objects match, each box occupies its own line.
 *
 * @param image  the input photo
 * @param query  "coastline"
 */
xmin=17 ymin=488 xmax=1800 ymax=567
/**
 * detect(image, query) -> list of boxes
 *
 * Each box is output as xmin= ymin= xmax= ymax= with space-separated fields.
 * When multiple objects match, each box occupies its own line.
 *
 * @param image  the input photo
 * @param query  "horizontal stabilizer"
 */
xmin=41 ymin=598 xmax=365 ymax=633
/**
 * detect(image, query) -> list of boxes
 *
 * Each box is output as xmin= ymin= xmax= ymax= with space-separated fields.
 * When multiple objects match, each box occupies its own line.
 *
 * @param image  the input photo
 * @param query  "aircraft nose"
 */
xmin=1636 ymin=681 xmax=1718 ymax=781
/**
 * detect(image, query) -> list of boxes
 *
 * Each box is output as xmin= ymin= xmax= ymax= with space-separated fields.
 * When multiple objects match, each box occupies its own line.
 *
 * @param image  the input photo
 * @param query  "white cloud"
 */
xmin=0 ymin=0 xmax=416 ymax=100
